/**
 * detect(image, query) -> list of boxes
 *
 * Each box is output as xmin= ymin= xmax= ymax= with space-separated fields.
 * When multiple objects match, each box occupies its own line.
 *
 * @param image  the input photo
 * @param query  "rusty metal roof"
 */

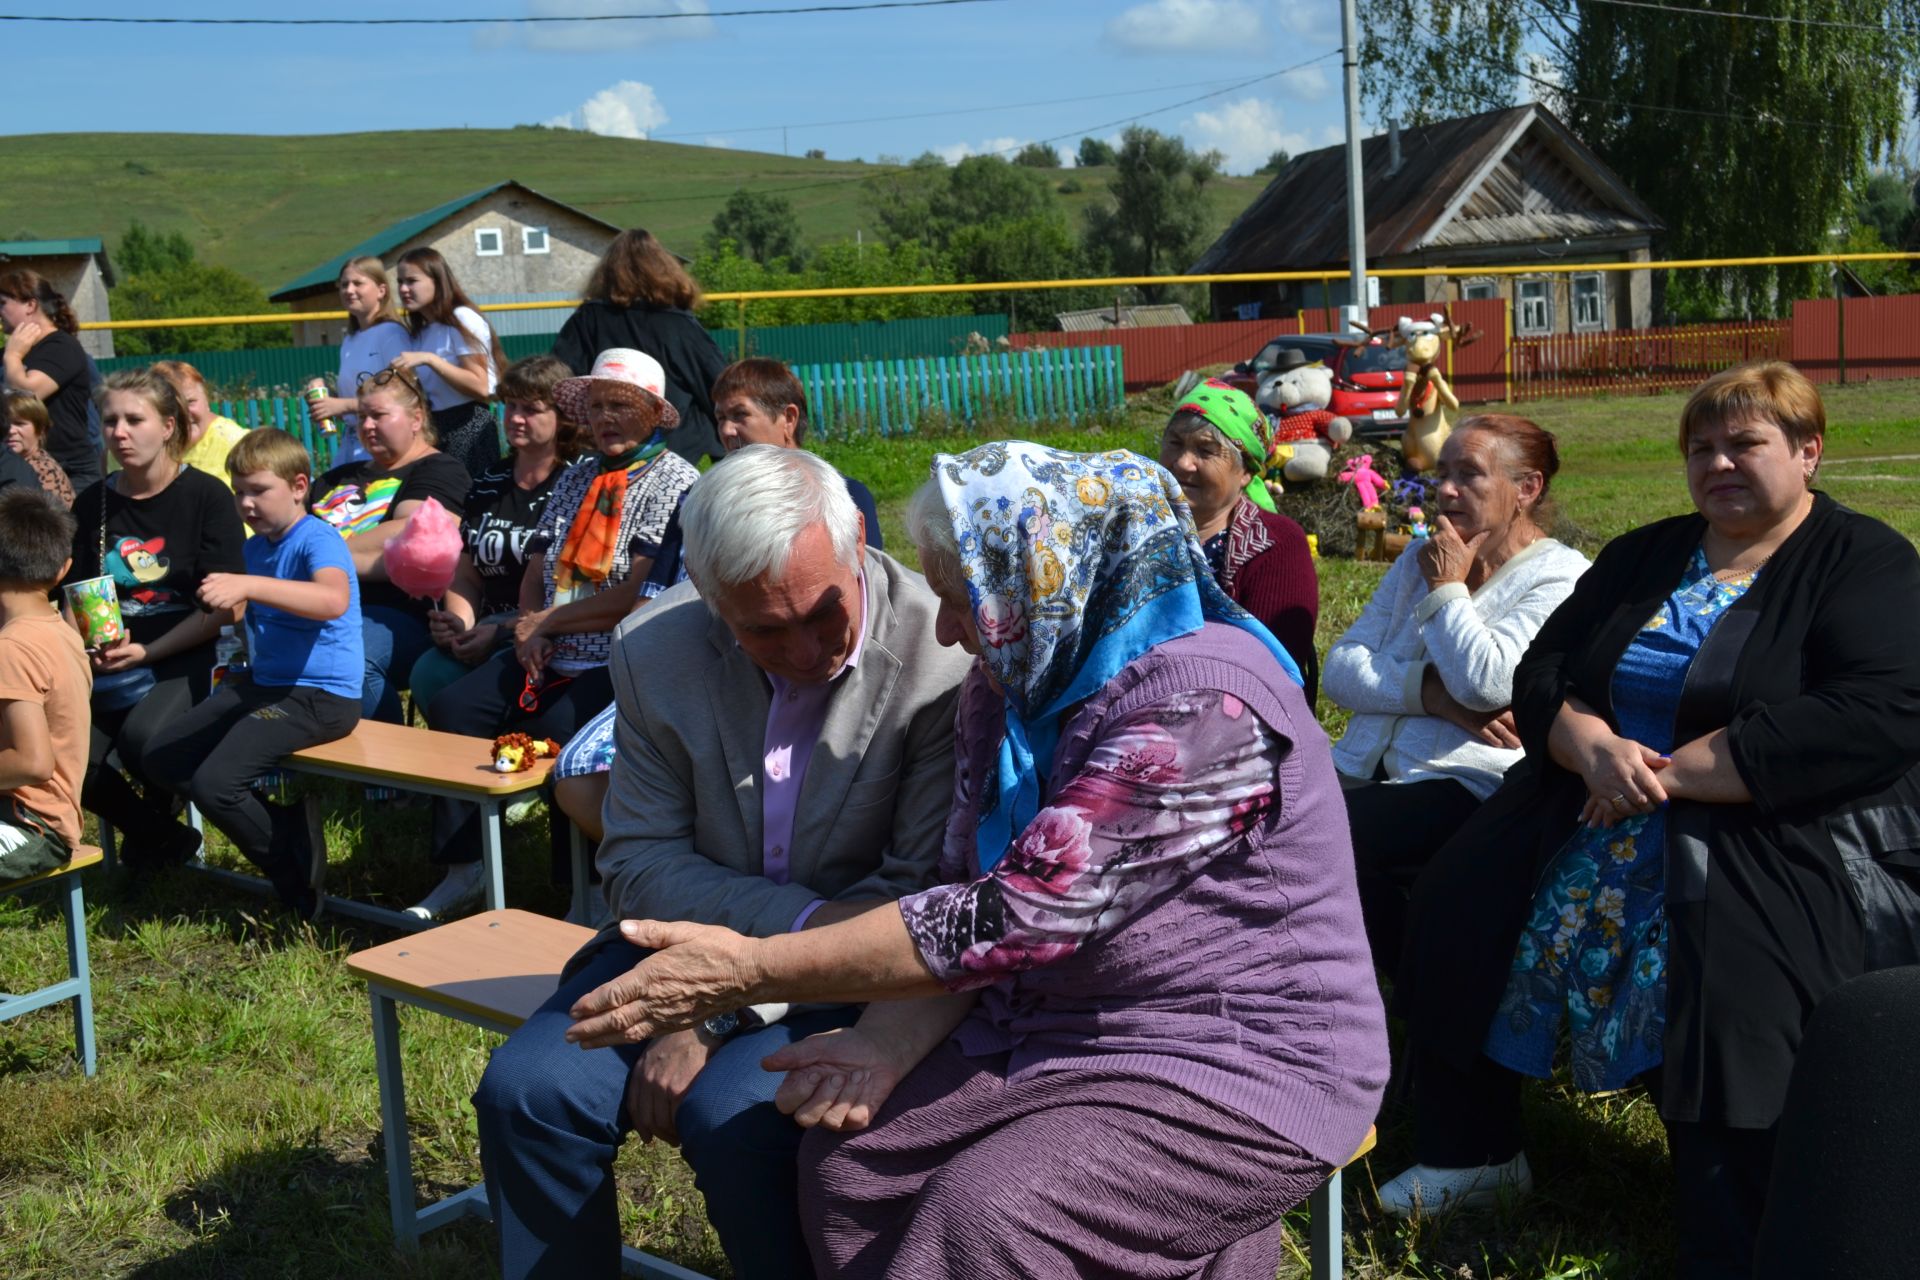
xmin=1054 ymin=303 xmax=1193 ymax=332
xmin=1189 ymin=104 xmax=1662 ymax=275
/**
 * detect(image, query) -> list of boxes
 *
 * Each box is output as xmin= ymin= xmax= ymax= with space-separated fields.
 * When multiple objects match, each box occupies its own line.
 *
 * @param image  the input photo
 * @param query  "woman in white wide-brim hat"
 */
xmin=409 ymin=348 xmax=699 ymax=922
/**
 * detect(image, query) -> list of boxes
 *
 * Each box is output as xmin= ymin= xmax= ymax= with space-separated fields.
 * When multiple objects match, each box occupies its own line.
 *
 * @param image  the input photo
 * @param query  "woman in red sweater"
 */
xmin=1159 ymin=380 xmax=1320 ymax=700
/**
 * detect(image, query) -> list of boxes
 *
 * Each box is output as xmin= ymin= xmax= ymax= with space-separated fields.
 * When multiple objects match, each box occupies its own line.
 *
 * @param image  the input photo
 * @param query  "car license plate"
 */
xmin=1372 ymin=409 xmax=1398 ymax=420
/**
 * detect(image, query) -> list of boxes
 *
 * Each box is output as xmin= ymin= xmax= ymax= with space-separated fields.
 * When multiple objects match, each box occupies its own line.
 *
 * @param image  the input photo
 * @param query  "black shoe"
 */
xmin=121 ymin=819 xmax=203 ymax=872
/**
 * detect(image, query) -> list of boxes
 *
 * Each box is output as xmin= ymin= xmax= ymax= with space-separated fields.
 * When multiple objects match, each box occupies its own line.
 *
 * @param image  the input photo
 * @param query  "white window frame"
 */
xmin=1517 ymin=278 xmax=1553 ymax=335
xmin=1571 ymin=272 xmax=1606 ymax=331
xmin=1462 ymin=279 xmax=1498 ymax=302
xmin=521 ymin=225 xmax=551 ymax=255
xmin=474 ymin=227 xmax=505 ymax=257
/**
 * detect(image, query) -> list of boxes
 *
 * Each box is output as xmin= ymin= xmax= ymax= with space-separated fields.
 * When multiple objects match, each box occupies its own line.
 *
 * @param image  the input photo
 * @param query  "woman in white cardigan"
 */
xmin=1326 ymin=414 xmax=1590 ymax=972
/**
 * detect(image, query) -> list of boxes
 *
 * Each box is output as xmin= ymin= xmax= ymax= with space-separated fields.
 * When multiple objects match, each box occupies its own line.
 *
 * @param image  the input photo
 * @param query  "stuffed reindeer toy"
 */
xmin=1385 ymin=313 xmax=1477 ymax=472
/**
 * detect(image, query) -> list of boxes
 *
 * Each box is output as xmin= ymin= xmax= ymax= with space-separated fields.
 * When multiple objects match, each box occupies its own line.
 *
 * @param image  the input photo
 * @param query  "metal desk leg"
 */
xmin=569 ymin=822 xmax=593 ymax=926
xmin=479 ymin=802 xmax=507 ymax=912
xmin=1309 ymin=1168 xmax=1342 ymax=1280
xmin=62 ymin=873 xmax=95 ymax=1077
xmin=369 ymin=989 xmax=418 ymax=1250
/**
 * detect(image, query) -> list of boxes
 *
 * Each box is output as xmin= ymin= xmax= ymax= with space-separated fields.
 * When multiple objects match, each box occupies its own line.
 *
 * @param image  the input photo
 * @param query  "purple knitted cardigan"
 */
xmin=950 ymin=622 xmax=1390 ymax=1167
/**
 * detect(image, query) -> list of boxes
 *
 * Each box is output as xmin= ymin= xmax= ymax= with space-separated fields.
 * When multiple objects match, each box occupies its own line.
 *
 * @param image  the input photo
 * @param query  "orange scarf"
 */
xmin=554 ymin=440 xmax=668 ymax=591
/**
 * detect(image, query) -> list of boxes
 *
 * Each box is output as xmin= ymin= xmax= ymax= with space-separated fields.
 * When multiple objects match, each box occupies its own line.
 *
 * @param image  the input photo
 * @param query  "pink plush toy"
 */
xmin=381 ymin=496 xmax=463 ymax=601
xmin=1338 ymin=454 xmax=1390 ymax=510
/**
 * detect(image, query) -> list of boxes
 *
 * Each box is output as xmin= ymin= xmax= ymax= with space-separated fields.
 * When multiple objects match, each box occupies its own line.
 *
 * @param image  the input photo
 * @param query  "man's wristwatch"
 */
xmin=701 ymin=1011 xmax=741 ymax=1040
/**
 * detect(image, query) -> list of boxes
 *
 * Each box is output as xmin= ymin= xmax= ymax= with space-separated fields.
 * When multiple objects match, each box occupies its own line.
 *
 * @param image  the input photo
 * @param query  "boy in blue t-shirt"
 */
xmin=143 ymin=428 xmax=362 ymax=918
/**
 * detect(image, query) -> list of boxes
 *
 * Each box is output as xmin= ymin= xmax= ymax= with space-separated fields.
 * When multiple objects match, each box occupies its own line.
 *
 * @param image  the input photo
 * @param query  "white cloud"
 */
xmin=1106 ymin=0 xmax=1265 ymax=54
xmin=545 ymin=81 xmax=669 ymax=139
xmin=1180 ymin=97 xmax=1310 ymax=175
xmin=480 ymin=0 xmax=713 ymax=52
xmin=1278 ymin=64 xmax=1330 ymax=99
xmin=702 ymin=136 xmax=735 ymax=150
xmin=934 ymin=136 xmax=1028 ymax=165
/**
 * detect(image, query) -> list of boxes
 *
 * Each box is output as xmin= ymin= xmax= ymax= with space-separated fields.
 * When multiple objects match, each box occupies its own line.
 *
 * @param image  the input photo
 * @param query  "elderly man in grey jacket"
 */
xmin=474 ymin=445 xmax=972 ymax=1280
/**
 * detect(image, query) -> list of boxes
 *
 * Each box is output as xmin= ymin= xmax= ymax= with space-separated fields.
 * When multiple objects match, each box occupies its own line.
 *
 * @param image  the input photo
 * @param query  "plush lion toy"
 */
xmin=492 ymin=732 xmax=561 ymax=773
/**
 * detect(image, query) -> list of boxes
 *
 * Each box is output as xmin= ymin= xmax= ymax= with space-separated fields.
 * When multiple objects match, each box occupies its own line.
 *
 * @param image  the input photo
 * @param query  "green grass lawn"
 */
xmin=0 ymin=130 xmax=1268 ymax=295
xmin=4 ymin=382 xmax=1919 ymax=1279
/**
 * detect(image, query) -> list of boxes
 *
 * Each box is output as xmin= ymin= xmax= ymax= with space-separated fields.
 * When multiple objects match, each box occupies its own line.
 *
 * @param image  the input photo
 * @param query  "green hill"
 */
xmin=0 ymin=128 xmax=1269 ymax=296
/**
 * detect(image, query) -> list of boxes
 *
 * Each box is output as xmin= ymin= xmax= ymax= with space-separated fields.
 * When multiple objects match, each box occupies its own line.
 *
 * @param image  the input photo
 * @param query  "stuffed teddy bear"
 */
xmin=1255 ymin=363 xmax=1353 ymax=483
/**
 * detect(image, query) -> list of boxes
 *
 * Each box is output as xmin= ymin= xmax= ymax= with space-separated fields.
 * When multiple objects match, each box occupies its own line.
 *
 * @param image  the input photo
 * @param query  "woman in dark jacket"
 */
xmin=1383 ymin=362 xmax=1920 ymax=1279
xmin=1158 ymin=379 xmax=1319 ymax=701
xmin=550 ymin=229 xmax=726 ymax=465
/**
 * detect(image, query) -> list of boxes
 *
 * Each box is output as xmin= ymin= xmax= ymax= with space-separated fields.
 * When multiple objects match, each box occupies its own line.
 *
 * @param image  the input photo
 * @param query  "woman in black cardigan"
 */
xmin=1380 ymin=362 xmax=1920 ymax=1278
xmin=551 ymin=229 xmax=726 ymax=465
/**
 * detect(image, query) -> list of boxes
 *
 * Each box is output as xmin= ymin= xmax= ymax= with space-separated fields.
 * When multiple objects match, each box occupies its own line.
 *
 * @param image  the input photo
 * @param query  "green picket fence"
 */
xmin=99 ymin=313 xmax=1011 ymax=396
xmin=217 ymin=345 xmax=1121 ymax=466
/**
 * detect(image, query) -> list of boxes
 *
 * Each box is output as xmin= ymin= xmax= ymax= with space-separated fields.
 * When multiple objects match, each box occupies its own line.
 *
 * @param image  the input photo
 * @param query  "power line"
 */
xmin=650 ymin=74 xmax=1262 ymax=140
xmin=1572 ymin=0 xmax=1918 ymax=37
xmin=0 ymin=0 xmax=1006 ymax=26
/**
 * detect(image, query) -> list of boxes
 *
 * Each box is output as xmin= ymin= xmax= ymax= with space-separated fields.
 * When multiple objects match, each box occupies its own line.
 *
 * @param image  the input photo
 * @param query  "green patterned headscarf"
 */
xmin=1173 ymin=380 xmax=1276 ymax=512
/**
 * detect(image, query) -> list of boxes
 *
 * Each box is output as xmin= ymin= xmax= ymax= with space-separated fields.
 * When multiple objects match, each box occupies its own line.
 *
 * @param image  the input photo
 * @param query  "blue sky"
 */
xmin=13 ymin=0 xmax=1359 ymax=174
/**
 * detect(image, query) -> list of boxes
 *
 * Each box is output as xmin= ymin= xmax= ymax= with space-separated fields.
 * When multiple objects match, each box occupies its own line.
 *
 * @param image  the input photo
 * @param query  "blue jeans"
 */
xmin=473 ymin=939 xmax=859 ymax=1279
xmin=358 ymin=603 xmax=433 ymax=723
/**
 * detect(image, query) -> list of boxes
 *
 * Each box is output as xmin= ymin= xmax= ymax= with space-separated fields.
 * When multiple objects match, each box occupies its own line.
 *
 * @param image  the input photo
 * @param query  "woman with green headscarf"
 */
xmin=1159 ymin=378 xmax=1320 ymax=699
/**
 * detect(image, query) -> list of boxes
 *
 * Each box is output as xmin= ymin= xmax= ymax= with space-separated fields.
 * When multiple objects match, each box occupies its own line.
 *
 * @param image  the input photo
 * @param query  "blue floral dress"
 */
xmin=1484 ymin=548 xmax=1757 ymax=1092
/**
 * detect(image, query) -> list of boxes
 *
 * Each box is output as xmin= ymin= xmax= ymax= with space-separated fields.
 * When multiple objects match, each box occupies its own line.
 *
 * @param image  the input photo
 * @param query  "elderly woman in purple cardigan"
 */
xmin=565 ymin=441 xmax=1388 ymax=1278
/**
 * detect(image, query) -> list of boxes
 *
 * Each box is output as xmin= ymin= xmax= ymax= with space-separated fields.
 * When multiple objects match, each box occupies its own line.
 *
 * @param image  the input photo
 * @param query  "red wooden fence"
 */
xmin=1007 ymin=293 xmax=1920 ymax=406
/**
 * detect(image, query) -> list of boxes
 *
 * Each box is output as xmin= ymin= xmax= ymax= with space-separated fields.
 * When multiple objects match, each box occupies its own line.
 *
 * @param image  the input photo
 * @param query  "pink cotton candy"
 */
xmin=382 ymin=496 xmax=463 ymax=600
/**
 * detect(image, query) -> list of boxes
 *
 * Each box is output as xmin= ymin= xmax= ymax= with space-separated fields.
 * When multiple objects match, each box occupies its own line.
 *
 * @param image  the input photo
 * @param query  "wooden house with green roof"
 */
xmin=0 ymin=238 xmax=115 ymax=358
xmin=270 ymin=180 xmax=622 ymax=346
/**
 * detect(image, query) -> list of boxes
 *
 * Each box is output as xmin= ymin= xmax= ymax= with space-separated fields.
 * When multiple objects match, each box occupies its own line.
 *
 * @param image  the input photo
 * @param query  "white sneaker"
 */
xmin=1376 ymin=1153 xmax=1533 ymax=1218
xmin=403 ymin=863 xmax=488 ymax=921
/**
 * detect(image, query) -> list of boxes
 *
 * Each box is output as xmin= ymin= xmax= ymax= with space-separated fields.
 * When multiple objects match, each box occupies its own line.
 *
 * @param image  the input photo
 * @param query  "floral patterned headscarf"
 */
xmin=931 ymin=441 xmax=1303 ymax=872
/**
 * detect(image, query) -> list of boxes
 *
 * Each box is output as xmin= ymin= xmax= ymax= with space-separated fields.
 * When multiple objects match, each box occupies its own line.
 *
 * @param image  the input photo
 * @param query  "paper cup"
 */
xmin=63 ymin=576 xmax=126 ymax=649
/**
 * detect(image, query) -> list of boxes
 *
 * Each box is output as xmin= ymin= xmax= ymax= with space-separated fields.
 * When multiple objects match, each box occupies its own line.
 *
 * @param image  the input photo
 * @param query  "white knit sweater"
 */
xmin=1325 ymin=537 xmax=1591 ymax=799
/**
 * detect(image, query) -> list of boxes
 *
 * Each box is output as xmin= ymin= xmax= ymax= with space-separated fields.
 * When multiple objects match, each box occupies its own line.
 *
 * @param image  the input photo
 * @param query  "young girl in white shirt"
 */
xmin=390 ymin=247 xmax=505 ymax=481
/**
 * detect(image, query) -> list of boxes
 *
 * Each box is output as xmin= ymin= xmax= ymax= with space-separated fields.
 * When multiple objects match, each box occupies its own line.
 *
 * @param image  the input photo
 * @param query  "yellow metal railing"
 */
xmin=75 ymin=252 xmax=1920 ymax=333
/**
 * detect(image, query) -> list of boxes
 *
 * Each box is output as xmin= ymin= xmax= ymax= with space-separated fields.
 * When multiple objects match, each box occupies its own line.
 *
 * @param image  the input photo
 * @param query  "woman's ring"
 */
xmin=1610 ymin=793 xmax=1628 ymax=806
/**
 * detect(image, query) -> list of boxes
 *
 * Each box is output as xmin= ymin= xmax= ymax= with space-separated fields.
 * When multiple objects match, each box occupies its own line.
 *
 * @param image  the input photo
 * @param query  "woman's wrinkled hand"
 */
xmin=565 ymin=919 xmax=763 ymax=1050
xmin=1575 ymin=733 xmax=1670 ymax=828
xmin=1420 ymin=667 xmax=1521 ymax=749
xmin=763 ymin=1028 xmax=909 ymax=1132
xmin=1418 ymin=513 xmax=1489 ymax=590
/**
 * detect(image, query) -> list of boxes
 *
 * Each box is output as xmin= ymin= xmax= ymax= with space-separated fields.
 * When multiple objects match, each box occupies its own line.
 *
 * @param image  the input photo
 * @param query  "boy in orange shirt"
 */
xmin=0 ymin=488 xmax=90 ymax=881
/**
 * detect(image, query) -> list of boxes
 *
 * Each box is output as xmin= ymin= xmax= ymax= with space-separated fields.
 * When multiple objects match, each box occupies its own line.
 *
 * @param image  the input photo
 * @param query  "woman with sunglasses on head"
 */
xmin=308 ymin=364 xmax=470 ymax=724
xmin=389 ymin=247 xmax=507 ymax=480
xmin=411 ymin=348 xmax=698 ymax=922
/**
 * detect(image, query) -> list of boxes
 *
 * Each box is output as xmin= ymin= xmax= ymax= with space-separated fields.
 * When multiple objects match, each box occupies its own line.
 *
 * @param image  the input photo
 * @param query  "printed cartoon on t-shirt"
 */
xmin=313 ymin=475 xmax=402 ymax=537
xmin=106 ymin=535 xmax=184 ymax=615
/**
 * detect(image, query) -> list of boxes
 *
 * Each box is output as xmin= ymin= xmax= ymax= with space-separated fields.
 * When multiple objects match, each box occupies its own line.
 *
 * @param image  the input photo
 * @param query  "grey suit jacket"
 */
xmin=596 ymin=548 xmax=974 ymax=938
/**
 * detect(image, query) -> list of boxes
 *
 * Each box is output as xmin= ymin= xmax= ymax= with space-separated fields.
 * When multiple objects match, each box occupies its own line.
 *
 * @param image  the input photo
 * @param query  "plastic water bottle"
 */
xmin=211 ymin=625 xmax=246 ymax=691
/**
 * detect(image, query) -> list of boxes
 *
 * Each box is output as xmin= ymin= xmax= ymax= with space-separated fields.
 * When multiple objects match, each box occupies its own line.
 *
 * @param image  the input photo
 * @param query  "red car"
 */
xmin=1224 ymin=332 xmax=1409 ymax=440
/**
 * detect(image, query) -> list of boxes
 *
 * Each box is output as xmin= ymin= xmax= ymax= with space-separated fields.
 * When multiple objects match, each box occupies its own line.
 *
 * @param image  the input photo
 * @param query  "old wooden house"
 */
xmin=1191 ymin=105 xmax=1664 ymax=335
xmin=270 ymin=181 xmax=622 ymax=346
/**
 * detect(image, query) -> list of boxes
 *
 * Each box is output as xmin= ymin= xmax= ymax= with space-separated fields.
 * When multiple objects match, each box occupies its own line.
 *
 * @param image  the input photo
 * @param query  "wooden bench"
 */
xmin=159 ymin=720 xmax=593 ymax=932
xmin=1 ymin=845 xmax=104 ymax=1076
xmin=347 ymin=909 xmax=703 ymax=1278
xmin=351 ymin=909 xmax=1377 ymax=1280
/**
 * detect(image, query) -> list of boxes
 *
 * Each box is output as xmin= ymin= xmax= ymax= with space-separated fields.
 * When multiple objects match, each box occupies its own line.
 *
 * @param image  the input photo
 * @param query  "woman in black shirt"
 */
xmin=414 ymin=356 xmax=582 ymax=712
xmin=65 ymin=368 xmax=246 ymax=867
xmin=1 ymin=268 xmax=99 ymax=489
xmin=309 ymin=366 xmax=470 ymax=723
xmin=550 ymin=229 xmax=727 ymax=465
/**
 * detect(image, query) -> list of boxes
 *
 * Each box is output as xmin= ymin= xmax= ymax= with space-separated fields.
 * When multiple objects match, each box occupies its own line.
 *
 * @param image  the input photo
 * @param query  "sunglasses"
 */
xmin=518 ymin=670 xmax=576 ymax=714
xmin=356 ymin=366 xmax=427 ymax=398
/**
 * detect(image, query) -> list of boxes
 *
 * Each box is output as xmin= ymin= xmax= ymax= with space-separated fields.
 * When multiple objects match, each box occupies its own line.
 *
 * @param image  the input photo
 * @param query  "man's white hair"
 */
xmin=681 ymin=444 xmax=862 ymax=591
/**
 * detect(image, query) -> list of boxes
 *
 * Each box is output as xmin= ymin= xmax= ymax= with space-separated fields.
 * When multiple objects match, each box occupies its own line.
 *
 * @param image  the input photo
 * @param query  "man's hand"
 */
xmin=1419 ymin=666 xmax=1520 ymax=749
xmin=197 ymin=573 xmax=253 ymax=614
xmin=625 ymin=1027 xmax=717 ymax=1146
xmin=567 ymin=919 xmax=763 ymax=1050
xmin=763 ymin=1027 xmax=909 ymax=1132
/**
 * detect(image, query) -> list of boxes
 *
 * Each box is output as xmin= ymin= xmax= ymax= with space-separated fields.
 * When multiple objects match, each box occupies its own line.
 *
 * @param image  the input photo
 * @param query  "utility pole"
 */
xmin=1340 ymin=0 xmax=1368 ymax=329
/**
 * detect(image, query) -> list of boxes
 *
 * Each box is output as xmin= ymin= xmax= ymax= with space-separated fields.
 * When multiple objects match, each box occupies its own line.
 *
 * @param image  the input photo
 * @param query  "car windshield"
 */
xmin=1342 ymin=343 xmax=1406 ymax=375
xmin=1253 ymin=338 xmax=1337 ymax=370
